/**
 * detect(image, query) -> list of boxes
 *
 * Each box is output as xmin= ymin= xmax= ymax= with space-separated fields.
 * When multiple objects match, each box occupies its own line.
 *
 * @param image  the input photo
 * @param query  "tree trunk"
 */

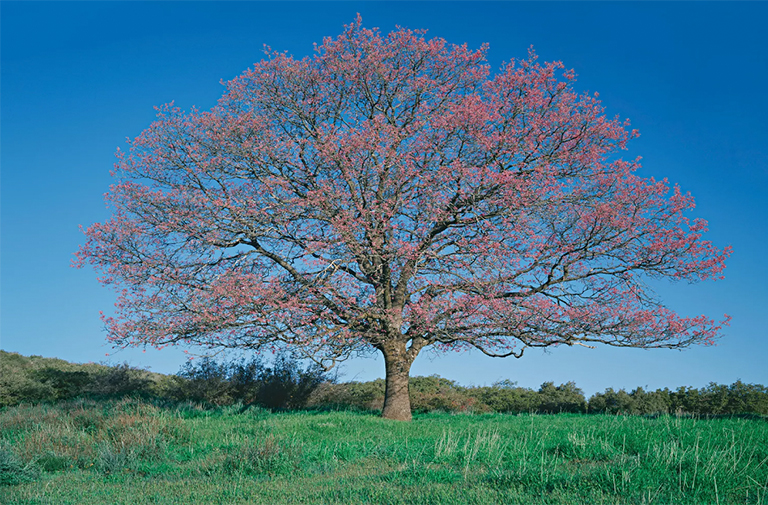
xmin=381 ymin=345 xmax=413 ymax=421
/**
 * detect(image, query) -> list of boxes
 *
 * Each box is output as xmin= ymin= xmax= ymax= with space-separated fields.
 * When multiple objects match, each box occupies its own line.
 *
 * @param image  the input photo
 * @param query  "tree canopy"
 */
xmin=77 ymin=18 xmax=730 ymax=420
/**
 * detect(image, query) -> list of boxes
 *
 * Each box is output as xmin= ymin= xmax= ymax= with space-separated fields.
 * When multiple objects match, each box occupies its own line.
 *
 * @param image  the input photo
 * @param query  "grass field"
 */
xmin=1 ymin=399 xmax=767 ymax=504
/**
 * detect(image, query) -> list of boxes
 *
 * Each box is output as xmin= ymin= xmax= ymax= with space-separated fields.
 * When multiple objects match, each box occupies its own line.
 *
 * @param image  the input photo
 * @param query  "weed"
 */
xmin=0 ymin=447 xmax=40 ymax=486
xmin=94 ymin=442 xmax=134 ymax=475
xmin=222 ymin=434 xmax=302 ymax=476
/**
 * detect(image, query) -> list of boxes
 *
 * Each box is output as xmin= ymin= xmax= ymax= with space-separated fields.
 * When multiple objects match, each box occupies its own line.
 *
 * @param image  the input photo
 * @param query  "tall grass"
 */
xmin=0 ymin=399 xmax=189 ymax=476
xmin=1 ymin=399 xmax=766 ymax=504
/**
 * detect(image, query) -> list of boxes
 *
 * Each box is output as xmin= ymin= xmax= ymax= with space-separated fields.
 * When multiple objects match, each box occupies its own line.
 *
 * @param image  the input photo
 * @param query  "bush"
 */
xmin=307 ymin=380 xmax=386 ymax=411
xmin=162 ymin=354 xmax=332 ymax=409
xmin=0 ymin=352 xmax=163 ymax=407
xmin=537 ymin=381 xmax=587 ymax=414
xmin=409 ymin=375 xmax=486 ymax=413
xmin=722 ymin=381 xmax=768 ymax=415
xmin=307 ymin=376 xmax=488 ymax=414
xmin=255 ymin=355 xmax=331 ymax=410
xmin=588 ymin=388 xmax=637 ymax=414
xmin=587 ymin=381 xmax=768 ymax=416
xmin=29 ymin=368 xmax=91 ymax=401
xmin=630 ymin=387 xmax=671 ymax=414
xmin=167 ymin=358 xmax=233 ymax=406
xmin=228 ymin=357 xmax=265 ymax=406
xmin=85 ymin=364 xmax=154 ymax=399
xmin=0 ymin=363 xmax=56 ymax=407
xmin=469 ymin=380 xmax=541 ymax=413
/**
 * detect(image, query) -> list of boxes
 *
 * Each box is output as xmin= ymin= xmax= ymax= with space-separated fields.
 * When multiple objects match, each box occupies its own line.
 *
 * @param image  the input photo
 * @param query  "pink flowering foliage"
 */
xmin=76 ymin=18 xmax=730 ymax=369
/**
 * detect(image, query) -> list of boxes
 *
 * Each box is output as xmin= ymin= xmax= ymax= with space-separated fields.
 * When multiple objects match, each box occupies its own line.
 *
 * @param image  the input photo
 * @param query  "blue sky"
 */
xmin=2 ymin=2 xmax=766 ymax=395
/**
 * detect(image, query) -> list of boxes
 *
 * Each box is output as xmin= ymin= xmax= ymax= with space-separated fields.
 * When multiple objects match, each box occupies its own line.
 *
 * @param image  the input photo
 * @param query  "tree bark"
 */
xmin=380 ymin=344 xmax=413 ymax=421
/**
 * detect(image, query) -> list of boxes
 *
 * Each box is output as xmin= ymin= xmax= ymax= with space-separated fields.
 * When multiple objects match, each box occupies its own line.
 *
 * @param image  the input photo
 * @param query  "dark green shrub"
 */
xmin=170 ymin=358 xmax=233 ymax=406
xmin=228 ymin=357 xmax=265 ymax=405
xmin=588 ymin=388 xmax=636 ymax=414
xmin=692 ymin=381 xmax=768 ymax=415
xmin=0 ymin=351 xmax=169 ymax=406
xmin=85 ymin=363 xmax=153 ymax=399
xmin=630 ymin=387 xmax=671 ymax=414
xmin=470 ymin=380 xmax=540 ymax=413
xmin=30 ymin=368 xmax=91 ymax=401
xmin=163 ymin=354 xmax=331 ymax=409
xmin=723 ymin=380 xmax=768 ymax=415
xmin=670 ymin=386 xmax=705 ymax=414
xmin=537 ymin=381 xmax=587 ymax=413
xmin=587 ymin=381 xmax=768 ymax=416
xmin=255 ymin=355 xmax=331 ymax=410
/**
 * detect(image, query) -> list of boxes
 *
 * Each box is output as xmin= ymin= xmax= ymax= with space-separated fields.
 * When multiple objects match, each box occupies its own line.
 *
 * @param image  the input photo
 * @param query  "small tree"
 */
xmin=77 ymin=18 xmax=730 ymax=420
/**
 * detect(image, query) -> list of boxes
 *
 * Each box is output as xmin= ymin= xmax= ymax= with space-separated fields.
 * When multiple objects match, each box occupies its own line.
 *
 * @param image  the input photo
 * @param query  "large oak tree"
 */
xmin=77 ymin=19 xmax=730 ymax=420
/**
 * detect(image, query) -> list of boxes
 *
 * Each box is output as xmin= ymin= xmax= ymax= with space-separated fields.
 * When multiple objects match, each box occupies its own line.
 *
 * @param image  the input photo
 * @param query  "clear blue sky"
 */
xmin=2 ymin=2 xmax=766 ymax=395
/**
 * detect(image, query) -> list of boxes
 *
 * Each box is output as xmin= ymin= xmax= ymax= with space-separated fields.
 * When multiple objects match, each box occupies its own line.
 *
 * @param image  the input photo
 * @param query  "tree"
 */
xmin=76 ymin=18 xmax=730 ymax=421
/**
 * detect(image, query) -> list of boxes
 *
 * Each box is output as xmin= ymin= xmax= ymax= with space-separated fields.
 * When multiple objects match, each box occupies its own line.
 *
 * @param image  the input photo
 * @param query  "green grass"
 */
xmin=1 ymin=399 xmax=767 ymax=504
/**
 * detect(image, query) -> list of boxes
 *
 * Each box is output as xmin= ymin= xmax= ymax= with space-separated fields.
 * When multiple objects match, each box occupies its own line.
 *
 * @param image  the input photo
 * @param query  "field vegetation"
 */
xmin=1 ymin=398 xmax=767 ymax=504
xmin=2 ymin=351 xmax=767 ymax=503
xmin=3 ymin=351 xmax=767 ymax=416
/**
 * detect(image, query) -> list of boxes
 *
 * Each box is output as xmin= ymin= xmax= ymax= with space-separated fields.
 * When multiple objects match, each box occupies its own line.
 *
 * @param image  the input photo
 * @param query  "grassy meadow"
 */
xmin=1 ymin=398 xmax=767 ymax=504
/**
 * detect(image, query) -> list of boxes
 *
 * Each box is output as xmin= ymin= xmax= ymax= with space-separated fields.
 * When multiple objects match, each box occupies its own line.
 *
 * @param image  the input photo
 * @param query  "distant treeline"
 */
xmin=1 ymin=350 xmax=766 ymax=416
